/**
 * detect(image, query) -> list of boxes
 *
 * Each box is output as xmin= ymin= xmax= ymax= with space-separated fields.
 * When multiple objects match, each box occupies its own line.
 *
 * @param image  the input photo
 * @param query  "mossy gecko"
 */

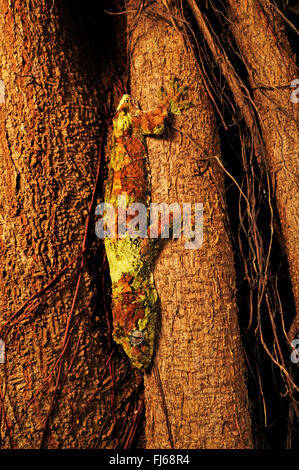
xmin=104 ymin=79 xmax=190 ymax=369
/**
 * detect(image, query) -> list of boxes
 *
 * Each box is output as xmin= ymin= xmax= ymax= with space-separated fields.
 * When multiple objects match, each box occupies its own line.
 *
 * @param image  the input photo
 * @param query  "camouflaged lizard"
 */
xmin=104 ymin=79 xmax=190 ymax=369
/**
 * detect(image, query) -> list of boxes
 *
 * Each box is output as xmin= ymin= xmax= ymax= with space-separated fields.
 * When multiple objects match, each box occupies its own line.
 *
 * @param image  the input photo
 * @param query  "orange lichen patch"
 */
xmin=111 ymin=172 xmax=123 ymax=196
xmin=122 ymin=159 xmax=146 ymax=179
xmin=118 ymin=284 xmax=132 ymax=296
xmin=120 ymin=163 xmax=148 ymax=199
xmin=129 ymin=346 xmax=143 ymax=362
xmin=123 ymin=136 xmax=145 ymax=159
xmin=111 ymin=301 xmax=127 ymax=326
xmin=112 ymin=295 xmax=145 ymax=329
xmin=121 ymin=183 xmax=147 ymax=200
xmin=112 ymin=276 xmax=147 ymax=327
xmin=122 ymin=274 xmax=134 ymax=285
xmin=133 ymin=112 xmax=166 ymax=135
xmin=110 ymin=169 xmax=147 ymax=201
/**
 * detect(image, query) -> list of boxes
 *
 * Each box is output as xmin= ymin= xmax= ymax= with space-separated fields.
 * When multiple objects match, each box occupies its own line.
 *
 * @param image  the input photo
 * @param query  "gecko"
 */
xmin=103 ymin=79 xmax=190 ymax=369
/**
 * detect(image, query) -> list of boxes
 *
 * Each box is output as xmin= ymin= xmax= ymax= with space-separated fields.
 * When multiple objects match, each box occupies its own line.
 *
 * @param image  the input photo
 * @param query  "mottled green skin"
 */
xmin=105 ymin=236 xmax=158 ymax=369
xmin=104 ymin=82 xmax=190 ymax=369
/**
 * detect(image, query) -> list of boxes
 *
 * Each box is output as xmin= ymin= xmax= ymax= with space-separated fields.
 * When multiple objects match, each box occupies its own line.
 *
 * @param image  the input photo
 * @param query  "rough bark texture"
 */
xmin=128 ymin=1 xmax=253 ymax=449
xmin=226 ymin=0 xmax=299 ymax=340
xmin=0 ymin=0 xmax=138 ymax=448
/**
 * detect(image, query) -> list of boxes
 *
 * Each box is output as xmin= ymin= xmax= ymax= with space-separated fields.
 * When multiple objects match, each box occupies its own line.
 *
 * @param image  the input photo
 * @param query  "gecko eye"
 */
xmin=129 ymin=330 xmax=145 ymax=346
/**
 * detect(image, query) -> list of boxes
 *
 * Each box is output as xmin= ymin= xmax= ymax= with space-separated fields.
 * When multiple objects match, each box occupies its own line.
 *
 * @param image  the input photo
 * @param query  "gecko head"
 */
xmin=111 ymin=274 xmax=158 ymax=370
xmin=113 ymin=323 xmax=155 ymax=370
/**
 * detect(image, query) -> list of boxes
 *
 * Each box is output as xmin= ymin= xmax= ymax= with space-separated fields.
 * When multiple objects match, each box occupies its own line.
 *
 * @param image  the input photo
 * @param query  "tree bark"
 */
xmin=128 ymin=0 xmax=253 ymax=449
xmin=226 ymin=0 xmax=299 ymax=342
xmin=0 ymin=0 xmax=137 ymax=448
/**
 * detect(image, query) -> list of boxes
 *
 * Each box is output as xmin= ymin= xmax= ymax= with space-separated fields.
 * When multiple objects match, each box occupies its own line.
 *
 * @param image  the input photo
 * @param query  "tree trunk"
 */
xmin=226 ymin=0 xmax=299 ymax=342
xmin=128 ymin=0 xmax=253 ymax=449
xmin=2 ymin=0 xmax=294 ymax=450
xmin=0 ymin=0 xmax=138 ymax=448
